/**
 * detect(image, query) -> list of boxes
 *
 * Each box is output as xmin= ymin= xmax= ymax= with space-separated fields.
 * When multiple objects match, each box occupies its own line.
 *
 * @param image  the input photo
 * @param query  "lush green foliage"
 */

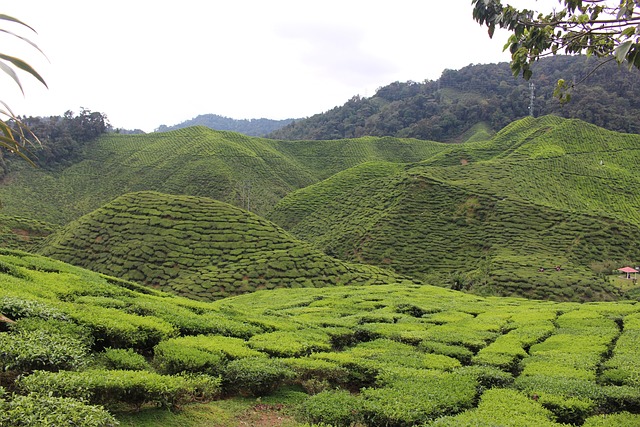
xmin=0 ymin=393 xmax=118 ymax=427
xmin=0 ymin=329 xmax=88 ymax=372
xmin=268 ymin=56 xmax=640 ymax=141
xmin=18 ymin=369 xmax=220 ymax=410
xmin=100 ymin=348 xmax=151 ymax=371
xmin=0 ymin=126 xmax=444 ymax=223
xmin=222 ymin=358 xmax=294 ymax=397
xmin=38 ymin=191 xmax=415 ymax=301
xmin=269 ymin=115 xmax=640 ymax=301
xmin=1 ymin=232 xmax=640 ymax=425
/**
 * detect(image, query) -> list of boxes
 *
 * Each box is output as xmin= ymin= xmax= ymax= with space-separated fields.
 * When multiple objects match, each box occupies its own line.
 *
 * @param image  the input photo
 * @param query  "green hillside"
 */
xmin=0 ymin=127 xmax=446 ymax=225
xmin=38 ymin=191 xmax=415 ymax=301
xmin=0 ymin=214 xmax=55 ymax=252
xmin=268 ymin=116 xmax=640 ymax=301
xmin=1 ymin=250 xmax=639 ymax=425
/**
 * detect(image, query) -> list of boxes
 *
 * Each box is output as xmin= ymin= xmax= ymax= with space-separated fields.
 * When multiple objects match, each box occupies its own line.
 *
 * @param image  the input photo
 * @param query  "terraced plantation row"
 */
xmin=423 ymin=116 xmax=640 ymax=226
xmin=269 ymin=116 xmax=640 ymax=300
xmin=0 ymin=251 xmax=638 ymax=425
xmin=38 ymin=191 xmax=415 ymax=301
xmin=269 ymin=163 xmax=640 ymax=301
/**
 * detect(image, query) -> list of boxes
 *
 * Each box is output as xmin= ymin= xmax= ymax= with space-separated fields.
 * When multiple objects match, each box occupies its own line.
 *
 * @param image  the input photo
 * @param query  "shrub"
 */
xmin=17 ymin=369 xmax=200 ymax=409
xmin=247 ymin=329 xmax=332 ymax=357
xmin=100 ymin=348 xmax=151 ymax=371
xmin=420 ymin=341 xmax=474 ymax=364
xmin=223 ymin=357 xmax=294 ymax=396
xmin=455 ymin=365 xmax=514 ymax=390
xmin=301 ymin=389 xmax=362 ymax=427
xmin=0 ymin=393 xmax=118 ymax=427
xmin=67 ymin=304 xmax=176 ymax=350
xmin=0 ymin=297 xmax=67 ymax=321
xmin=0 ymin=330 xmax=88 ymax=372
xmin=10 ymin=317 xmax=94 ymax=348
xmin=583 ymin=411 xmax=640 ymax=426
xmin=429 ymin=388 xmax=561 ymax=426
xmin=537 ymin=393 xmax=596 ymax=425
xmin=154 ymin=341 xmax=226 ymax=375
xmin=281 ymin=357 xmax=350 ymax=393
xmin=359 ymin=370 xmax=477 ymax=425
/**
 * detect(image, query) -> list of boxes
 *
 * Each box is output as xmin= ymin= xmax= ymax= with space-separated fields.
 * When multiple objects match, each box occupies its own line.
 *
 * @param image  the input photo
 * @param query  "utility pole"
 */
xmin=528 ymin=82 xmax=535 ymax=117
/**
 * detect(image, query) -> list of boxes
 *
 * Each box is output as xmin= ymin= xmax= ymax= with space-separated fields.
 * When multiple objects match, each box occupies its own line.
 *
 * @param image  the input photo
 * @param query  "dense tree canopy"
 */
xmin=16 ymin=109 xmax=110 ymax=169
xmin=472 ymin=0 xmax=640 ymax=99
xmin=267 ymin=56 xmax=640 ymax=142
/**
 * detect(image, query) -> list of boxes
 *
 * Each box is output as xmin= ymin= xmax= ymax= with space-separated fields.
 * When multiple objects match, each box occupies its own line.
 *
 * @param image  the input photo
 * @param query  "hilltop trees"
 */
xmin=17 ymin=109 xmax=110 ymax=169
xmin=472 ymin=0 xmax=640 ymax=99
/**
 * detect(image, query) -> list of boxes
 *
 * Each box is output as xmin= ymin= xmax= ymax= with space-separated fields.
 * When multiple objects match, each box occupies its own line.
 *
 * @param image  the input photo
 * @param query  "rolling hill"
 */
xmin=37 ymin=191 xmax=416 ymax=300
xmin=267 ymin=116 xmax=640 ymax=301
xmin=0 ymin=126 xmax=447 ymax=225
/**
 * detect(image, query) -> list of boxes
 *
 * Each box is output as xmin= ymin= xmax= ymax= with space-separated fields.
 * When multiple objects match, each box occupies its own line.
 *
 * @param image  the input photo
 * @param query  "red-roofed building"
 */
xmin=617 ymin=267 xmax=638 ymax=279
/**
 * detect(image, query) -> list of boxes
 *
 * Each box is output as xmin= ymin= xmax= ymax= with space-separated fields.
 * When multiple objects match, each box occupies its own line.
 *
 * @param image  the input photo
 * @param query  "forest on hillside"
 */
xmin=267 ymin=56 xmax=640 ymax=142
xmin=155 ymin=114 xmax=296 ymax=136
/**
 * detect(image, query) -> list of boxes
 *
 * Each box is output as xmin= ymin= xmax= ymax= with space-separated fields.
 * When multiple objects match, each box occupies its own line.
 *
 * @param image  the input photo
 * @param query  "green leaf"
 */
xmin=0 ymin=53 xmax=47 ymax=88
xmin=0 ymin=14 xmax=36 ymax=33
xmin=0 ymin=60 xmax=24 ymax=94
xmin=615 ymin=40 xmax=634 ymax=64
xmin=0 ymin=29 xmax=47 ymax=58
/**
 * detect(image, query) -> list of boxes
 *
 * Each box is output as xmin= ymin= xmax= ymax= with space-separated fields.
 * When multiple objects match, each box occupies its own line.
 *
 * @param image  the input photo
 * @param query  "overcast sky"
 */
xmin=1 ymin=0 xmax=559 ymax=132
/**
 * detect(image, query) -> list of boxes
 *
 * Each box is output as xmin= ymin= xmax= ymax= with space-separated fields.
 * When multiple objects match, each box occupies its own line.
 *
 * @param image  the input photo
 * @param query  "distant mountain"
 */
xmin=267 ymin=55 xmax=640 ymax=142
xmin=155 ymin=114 xmax=296 ymax=136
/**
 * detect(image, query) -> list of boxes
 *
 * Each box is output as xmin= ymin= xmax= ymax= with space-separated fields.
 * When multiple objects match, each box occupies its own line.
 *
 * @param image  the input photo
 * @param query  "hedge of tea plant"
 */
xmin=38 ymin=191 xmax=417 ymax=301
xmin=268 ymin=116 xmax=640 ymax=301
xmin=0 ymin=126 xmax=446 ymax=224
xmin=1 ymin=250 xmax=640 ymax=425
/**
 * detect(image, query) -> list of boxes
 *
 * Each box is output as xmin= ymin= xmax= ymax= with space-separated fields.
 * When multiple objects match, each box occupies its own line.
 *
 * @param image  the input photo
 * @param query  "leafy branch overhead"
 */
xmin=0 ymin=14 xmax=47 ymax=162
xmin=472 ymin=0 xmax=640 ymax=101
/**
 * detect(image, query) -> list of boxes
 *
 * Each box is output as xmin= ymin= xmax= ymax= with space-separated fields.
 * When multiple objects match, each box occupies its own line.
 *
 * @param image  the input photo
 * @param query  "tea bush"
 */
xmin=0 ymin=393 xmax=119 ymax=427
xmin=100 ymin=348 xmax=151 ymax=371
xmin=154 ymin=341 xmax=226 ymax=375
xmin=0 ymin=296 xmax=68 ymax=321
xmin=9 ymin=317 xmax=94 ymax=348
xmin=0 ymin=329 xmax=88 ymax=373
xmin=247 ymin=329 xmax=332 ymax=357
xmin=359 ymin=369 xmax=477 ymax=425
xmin=17 ymin=369 xmax=206 ymax=409
xmin=583 ymin=411 xmax=640 ymax=426
xmin=222 ymin=357 xmax=295 ymax=396
xmin=66 ymin=304 xmax=176 ymax=350
xmin=428 ymin=388 xmax=562 ymax=426
xmin=300 ymin=389 xmax=362 ymax=427
xmin=420 ymin=341 xmax=474 ymax=364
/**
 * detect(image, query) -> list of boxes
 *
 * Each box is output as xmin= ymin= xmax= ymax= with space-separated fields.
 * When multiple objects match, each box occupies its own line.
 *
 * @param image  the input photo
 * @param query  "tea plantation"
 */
xmin=2 ymin=115 xmax=640 ymax=425
xmin=0 ymin=250 xmax=639 ymax=426
xmin=268 ymin=116 xmax=640 ymax=301
xmin=38 ymin=191 xmax=416 ymax=300
xmin=0 ymin=126 xmax=448 ymax=225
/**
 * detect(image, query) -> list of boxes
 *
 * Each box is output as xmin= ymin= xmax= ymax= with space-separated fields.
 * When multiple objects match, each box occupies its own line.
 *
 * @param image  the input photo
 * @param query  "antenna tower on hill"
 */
xmin=528 ymin=82 xmax=535 ymax=117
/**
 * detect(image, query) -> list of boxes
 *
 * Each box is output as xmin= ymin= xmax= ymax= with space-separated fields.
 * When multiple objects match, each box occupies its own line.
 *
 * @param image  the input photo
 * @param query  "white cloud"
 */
xmin=0 ymin=0 xmax=540 ymax=131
